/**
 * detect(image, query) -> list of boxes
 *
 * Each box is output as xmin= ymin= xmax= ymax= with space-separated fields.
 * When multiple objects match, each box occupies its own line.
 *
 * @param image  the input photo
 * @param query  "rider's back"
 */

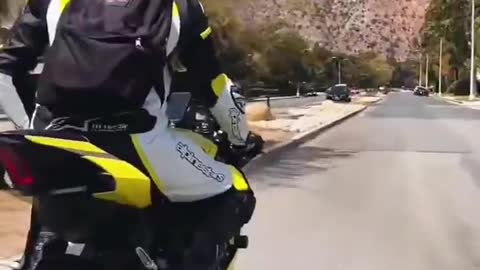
xmin=37 ymin=0 xmax=172 ymax=117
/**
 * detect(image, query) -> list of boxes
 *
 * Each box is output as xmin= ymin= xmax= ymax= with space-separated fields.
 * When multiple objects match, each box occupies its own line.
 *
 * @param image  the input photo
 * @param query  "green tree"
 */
xmin=368 ymin=55 xmax=394 ymax=86
xmin=202 ymin=0 xmax=397 ymax=95
xmin=353 ymin=52 xmax=394 ymax=87
xmin=422 ymin=0 xmax=471 ymax=80
xmin=390 ymin=60 xmax=420 ymax=88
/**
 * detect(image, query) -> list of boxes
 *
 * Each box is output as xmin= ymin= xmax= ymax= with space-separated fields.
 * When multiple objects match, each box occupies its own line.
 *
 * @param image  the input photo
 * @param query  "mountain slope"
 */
xmin=232 ymin=0 xmax=429 ymax=61
xmin=2 ymin=1 xmax=430 ymax=61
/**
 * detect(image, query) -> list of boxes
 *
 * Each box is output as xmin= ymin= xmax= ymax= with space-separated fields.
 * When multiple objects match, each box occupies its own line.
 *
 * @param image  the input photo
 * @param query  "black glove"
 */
xmin=247 ymin=133 xmax=264 ymax=156
xmin=230 ymin=133 xmax=264 ymax=168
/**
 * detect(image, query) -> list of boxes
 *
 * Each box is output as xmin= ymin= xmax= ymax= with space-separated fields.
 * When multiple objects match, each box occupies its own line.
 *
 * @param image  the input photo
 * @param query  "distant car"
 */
xmin=379 ymin=86 xmax=390 ymax=94
xmin=326 ymin=84 xmax=351 ymax=102
xmin=302 ymin=92 xmax=318 ymax=97
xmin=413 ymin=86 xmax=429 ymax=96
xmin=350 ymin=89 xmax=361 ymax=95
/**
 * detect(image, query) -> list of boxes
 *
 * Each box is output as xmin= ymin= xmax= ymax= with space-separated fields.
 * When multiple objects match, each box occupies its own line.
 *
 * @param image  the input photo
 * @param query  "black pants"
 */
xmin=147 ymin=188 xmax=256 ymax=270
xmin=22 ymin=188 xmax=254 ymax=270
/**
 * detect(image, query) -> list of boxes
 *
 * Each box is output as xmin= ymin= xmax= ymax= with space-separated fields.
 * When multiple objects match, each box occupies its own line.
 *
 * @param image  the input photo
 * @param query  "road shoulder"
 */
xmin=245 ymin=94 xmax=384 ymax=170
xmin=435 ymin=95 xmax=480 ymax=110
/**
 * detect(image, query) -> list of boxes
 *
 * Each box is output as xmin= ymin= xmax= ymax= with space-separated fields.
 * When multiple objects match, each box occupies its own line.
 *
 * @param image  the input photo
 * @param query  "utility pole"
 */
xmin=470 ymin=0 xmax=477 ymax=100
xmin=338 ymin=60 xmax=342 ymax=84
xmin=438 ymin=38 xmax=443 ymax=96
xmin=331 ymin=56 xmax=342 ymax=85
xmin=425 ymin=54 xmax=429 ymax=88
xmin=419 ymin=55 xmax=423 ymax=86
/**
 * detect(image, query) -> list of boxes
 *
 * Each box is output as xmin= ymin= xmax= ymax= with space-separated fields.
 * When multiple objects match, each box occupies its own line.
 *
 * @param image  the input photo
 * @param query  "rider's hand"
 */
xmin=245 ymin=132 xmax=264 ymax=157
xmin=230 ymin=132 xmax=264 ymax=167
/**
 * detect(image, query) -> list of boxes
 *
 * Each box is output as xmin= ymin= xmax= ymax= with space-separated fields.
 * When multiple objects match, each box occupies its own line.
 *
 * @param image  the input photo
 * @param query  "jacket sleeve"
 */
xmin=0 ymin=0 xmax=48 ymax=124
xmin=176 ymin=0 xmax=249 ymax=146
xmin=0 ymin=1 xmax=48 ymax=76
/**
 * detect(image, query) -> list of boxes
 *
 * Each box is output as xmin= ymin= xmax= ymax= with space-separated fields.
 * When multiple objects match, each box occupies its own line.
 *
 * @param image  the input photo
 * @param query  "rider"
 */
xmin=0 ymin=0 xmax=261 ymax=269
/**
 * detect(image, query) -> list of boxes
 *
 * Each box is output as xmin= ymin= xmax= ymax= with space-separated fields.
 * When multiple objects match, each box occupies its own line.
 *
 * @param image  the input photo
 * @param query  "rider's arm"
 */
xmin=176 ymin=0 xmax=250 ymax=146
xmin=0 ymin=1 xmax=48 ymax=121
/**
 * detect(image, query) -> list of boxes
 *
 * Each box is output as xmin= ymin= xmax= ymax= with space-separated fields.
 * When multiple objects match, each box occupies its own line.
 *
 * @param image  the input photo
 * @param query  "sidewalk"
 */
xmin=247 ymin=94 xmax=383 ymax=150
xmin=437 ymin=95 xmax=480 ymax=110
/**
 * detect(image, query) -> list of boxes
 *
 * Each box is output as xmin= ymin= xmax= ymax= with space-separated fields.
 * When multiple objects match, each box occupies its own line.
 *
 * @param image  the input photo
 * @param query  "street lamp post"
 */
xmin=425 ymin=54 xmax=429 ymax=88
xmin=338 ymin=60 xmax=342 ymax=84
xmin=438 ymin=38 xmax=443 ymax=96
xmin=419 ymin=55 xmax=423 ymax=86
xmin=470 ymin=0 xmax=477 ymax=100
xmin=298 ymin=48 xmax=313 ymax=97
xmin=331 ymin=57 xmax=344 ymax=84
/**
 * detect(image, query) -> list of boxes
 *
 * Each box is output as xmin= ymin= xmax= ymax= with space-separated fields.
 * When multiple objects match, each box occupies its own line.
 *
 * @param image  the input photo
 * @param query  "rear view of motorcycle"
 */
xmin=0 ymin=92 xmax=263 ymax=270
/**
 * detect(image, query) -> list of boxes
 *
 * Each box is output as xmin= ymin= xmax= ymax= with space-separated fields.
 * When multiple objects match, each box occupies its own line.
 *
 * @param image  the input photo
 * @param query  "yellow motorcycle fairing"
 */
xmin=24 ymin=135 xmax=152 ymax=209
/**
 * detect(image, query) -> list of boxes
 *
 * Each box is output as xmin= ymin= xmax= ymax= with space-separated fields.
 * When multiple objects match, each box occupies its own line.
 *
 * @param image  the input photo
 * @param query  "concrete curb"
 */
xmin=434 ymin=96 xmax=463 ymax=105
xmin=244 ymin=104 xmax=369 ymax=171
xmin=273 ymin=105 xmax=366 ymax=148
xmin=243 ymin=97 xmax=384 ymax=172
xmin=434 ymin=96 xmax=480 ymax=110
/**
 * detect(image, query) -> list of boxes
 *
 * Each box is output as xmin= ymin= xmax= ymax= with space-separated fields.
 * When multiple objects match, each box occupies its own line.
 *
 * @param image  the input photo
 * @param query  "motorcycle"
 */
xmin=0 ymin=92 xmax=263 ymax=270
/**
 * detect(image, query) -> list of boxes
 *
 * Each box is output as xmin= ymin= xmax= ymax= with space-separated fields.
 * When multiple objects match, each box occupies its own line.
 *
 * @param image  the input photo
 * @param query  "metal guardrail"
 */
xmin=247 ymin=93 xmax=327 ymax=108
xmin=248 ymin=93 xmax=326 ymax=102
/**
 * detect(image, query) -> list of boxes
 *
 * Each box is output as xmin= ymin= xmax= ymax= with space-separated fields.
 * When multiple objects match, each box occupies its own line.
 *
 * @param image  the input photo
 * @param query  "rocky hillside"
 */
xmin=2 ymin=0 xmax=430 ymax=61
xmin=232 ymin=0 xmax=429 ymax=61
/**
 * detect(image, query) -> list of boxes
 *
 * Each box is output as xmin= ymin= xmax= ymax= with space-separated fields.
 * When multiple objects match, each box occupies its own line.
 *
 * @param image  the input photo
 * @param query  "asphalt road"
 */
xmin=239 ymin=92 xmax=480 ymax=270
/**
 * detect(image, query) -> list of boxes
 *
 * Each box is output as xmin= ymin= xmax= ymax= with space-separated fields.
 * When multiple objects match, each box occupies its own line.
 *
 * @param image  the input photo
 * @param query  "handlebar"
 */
xmin=213 ymin=132 xmax=264 ymax=169
xmin=171 ymin=102 xmax=264 ymax=168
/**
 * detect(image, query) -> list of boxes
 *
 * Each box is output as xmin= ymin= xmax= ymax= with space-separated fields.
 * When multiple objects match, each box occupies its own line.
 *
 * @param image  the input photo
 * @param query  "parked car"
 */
xmin=413 ymin=86 xmax=429 ymax=96
xmin=326 ymin=84 xmax=351 ymax=102
xmin=302 ymin=91 xmax=318 ymax=97
xmin=379 ymin=86 xmax=390 ymax=94
xmin=351 ymin=90 xmax=360 ymax=95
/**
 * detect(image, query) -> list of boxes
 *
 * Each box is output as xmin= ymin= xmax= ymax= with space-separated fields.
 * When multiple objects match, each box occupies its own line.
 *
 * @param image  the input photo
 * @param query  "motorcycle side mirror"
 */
xmin=231 ymin=82 xmax=246 ymax=95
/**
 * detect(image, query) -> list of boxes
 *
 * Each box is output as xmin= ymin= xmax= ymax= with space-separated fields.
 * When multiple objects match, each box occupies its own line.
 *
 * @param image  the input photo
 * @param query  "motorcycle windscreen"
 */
xmin=0 ymin=74 xmax=29 ymax=128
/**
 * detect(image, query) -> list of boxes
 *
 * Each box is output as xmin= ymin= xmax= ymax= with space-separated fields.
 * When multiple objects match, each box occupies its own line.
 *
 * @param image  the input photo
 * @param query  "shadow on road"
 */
xmin=247 ymin=146 xmax=355 ymax=190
